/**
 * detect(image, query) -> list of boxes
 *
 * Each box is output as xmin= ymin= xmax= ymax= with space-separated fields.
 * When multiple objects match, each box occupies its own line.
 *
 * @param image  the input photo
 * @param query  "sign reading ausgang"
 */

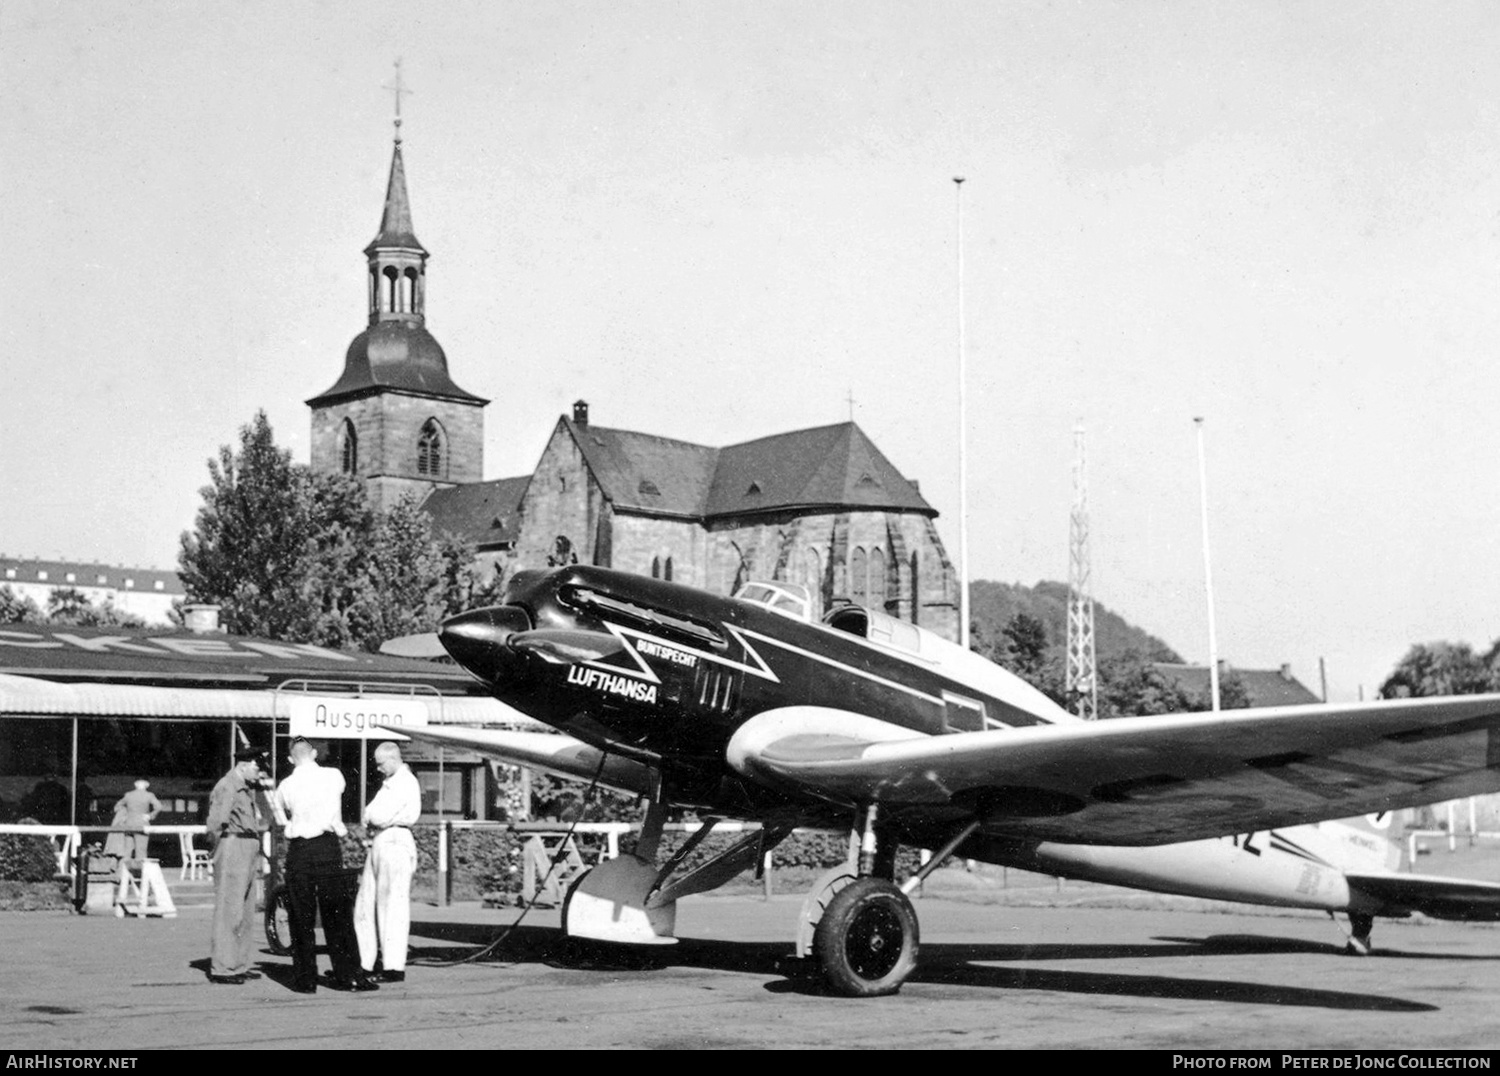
xmin=287 ymin=697 xmax=430 ymax=740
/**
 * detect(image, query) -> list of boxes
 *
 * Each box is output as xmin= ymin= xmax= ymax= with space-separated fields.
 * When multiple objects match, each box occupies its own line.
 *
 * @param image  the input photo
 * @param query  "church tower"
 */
xmin=307 ymin=93 xmax=487 ymax=512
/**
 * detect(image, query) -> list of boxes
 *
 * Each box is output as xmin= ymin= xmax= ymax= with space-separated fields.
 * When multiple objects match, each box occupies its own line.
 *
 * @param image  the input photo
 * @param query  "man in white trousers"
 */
xmin=355 ymin=741 xmax=421 ymax=982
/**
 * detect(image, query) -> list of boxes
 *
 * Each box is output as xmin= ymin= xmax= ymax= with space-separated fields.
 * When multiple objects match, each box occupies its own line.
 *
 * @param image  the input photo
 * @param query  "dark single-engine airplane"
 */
xmin=395 ymin=565 xmax=1500 ymax=996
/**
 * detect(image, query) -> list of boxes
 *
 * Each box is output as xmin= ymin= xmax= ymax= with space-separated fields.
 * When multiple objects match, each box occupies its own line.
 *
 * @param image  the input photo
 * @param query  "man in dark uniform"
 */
xmin=205 ymin=748 xmax=271 ymax=985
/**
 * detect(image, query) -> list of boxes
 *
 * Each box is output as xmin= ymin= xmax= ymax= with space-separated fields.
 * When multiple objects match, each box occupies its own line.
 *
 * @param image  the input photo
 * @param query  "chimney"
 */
xmin=183 ymin=604 xmax=222 ymax=634
xmin=573 ymin=399 xmax=589 ymax=426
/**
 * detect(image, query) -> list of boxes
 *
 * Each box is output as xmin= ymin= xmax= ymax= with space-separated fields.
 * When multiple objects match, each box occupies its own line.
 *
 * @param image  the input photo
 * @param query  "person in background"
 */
xmin=205 ymin=749 xmax=271 ymax=985
xmin=273 ymin=737 xmax=376 ymax=995
xmin=113 ymin=778 xmax=162 ymax=861
xmin=355 ymin=742 xmax=421 ymax=983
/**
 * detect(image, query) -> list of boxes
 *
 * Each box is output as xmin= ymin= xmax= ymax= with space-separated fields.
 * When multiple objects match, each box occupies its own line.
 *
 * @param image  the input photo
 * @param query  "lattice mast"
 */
xmin=1066 ymin=421 xmax=1099 ymax=720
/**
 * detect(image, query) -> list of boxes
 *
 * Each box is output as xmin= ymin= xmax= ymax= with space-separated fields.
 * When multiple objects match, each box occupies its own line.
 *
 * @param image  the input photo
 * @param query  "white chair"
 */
xmin=52 ymin=829 xmax=79 ymax=876
xmin=179 ymin=831 xmax=212 ymax=881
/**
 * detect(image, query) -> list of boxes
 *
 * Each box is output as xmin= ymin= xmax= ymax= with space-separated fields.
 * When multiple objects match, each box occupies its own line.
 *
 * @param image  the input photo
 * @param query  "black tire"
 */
xmin=264 ymin=884 xmax=291 ymax=956
xmin=813 ymin=877 xmax=919 ymax=997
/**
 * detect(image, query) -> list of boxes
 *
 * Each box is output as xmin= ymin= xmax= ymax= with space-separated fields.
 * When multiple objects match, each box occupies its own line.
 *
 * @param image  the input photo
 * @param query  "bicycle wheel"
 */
xmin=263 ymin=884 xmax=292 ymax=955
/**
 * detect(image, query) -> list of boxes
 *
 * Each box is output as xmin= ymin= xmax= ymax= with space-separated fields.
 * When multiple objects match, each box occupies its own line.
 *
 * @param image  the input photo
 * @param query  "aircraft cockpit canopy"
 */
xmin=823 ymin=604 xmax=924 ymax=657
xmin=733 ymin=581 xmax=813 ymax=622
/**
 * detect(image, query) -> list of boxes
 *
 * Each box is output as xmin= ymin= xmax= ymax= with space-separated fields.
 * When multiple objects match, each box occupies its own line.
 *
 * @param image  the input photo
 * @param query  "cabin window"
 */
xmin=943 ymin=692 xmax=987 ymax=734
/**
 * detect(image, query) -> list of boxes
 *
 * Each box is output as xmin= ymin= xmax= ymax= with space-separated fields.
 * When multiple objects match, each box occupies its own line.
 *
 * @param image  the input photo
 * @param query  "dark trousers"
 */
xmin=285 ymin=833 xmax=360 ymax=986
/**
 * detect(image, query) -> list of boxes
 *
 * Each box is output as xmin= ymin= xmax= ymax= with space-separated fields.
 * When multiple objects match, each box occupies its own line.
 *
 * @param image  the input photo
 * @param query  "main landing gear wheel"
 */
xmin=1345 ymin=912 xmax=1375 ymax=956
xmin=813 ymin=877 xmax=919 ymax=997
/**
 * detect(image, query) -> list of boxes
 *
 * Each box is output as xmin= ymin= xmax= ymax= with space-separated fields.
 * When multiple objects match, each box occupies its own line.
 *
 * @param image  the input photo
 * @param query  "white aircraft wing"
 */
xmin=1344 ymin=872 xmax=1500 ymax=922
xmin=392 ymin=724 xmax=655 ymax=798
xmin=727 ymin=695 xmax=1500 ymax=845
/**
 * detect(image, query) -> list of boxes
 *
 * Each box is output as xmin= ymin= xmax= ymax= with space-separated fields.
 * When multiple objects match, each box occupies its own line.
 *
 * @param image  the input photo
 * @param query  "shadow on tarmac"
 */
xmin=406 ymin=919 xmax=1438 ymax=1012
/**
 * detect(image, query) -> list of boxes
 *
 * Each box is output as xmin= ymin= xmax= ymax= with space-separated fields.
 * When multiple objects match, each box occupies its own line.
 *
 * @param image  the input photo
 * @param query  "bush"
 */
xmin=0 ymin=831 xmax=59 ymax=883
xmin=414 ymin=826 xmax=521 ymax=897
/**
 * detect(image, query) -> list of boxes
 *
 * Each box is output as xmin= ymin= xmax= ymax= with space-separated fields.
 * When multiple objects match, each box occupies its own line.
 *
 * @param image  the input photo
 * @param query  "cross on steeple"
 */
xmin=383 ymin=58 xmax=412 ymax=143
xmin=846 ymin=387 xmax=856 ymax=422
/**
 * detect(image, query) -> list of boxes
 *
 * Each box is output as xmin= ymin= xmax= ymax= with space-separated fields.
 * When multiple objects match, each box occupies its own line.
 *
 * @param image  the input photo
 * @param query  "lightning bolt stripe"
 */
xmin=582 ymin=622 xmax=782 ymax=684
xmin=1267 ymin=830 xmax=1335 ymax=868
xmin=737 ymin=626 xmax=945 ymax=706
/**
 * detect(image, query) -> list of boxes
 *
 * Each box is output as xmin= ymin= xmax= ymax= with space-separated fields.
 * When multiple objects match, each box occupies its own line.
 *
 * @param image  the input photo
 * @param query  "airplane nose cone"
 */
xmin=439 ymin=605 xmax=534 ymax=679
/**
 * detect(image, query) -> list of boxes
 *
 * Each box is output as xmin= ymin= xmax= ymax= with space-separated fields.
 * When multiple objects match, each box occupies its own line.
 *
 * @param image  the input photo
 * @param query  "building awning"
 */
xmin=0 ymin=673 xmax=540 ymax=727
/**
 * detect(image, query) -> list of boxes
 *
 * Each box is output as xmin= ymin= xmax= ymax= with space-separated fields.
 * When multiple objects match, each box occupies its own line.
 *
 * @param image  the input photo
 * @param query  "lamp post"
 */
xmin=955 ymin=176 xmax=970 ymax=650
xmin=1194 ymin=416 xmax=1221 ymax=711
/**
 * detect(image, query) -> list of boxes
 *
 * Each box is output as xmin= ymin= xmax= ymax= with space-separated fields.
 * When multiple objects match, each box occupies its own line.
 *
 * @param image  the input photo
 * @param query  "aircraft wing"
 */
xmin=726 ymin=696 xmax=1500 ymax=846
xmin=1345 ymin=872 xmax=1500 ymax=922
xmin=391 ymin=724 xmax=655 ymax=798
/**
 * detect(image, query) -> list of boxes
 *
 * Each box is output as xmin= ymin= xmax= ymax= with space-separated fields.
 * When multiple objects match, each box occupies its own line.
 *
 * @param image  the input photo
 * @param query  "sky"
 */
xmin=3 ymin=0 xmax=1499 ymax=702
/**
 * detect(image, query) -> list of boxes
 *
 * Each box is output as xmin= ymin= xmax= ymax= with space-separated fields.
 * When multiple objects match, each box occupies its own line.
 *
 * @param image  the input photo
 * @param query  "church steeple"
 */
xmin=306 ymin=62 xmax=487 ymax=513
xmin=363 ymin=60 xmax=427 ymax=324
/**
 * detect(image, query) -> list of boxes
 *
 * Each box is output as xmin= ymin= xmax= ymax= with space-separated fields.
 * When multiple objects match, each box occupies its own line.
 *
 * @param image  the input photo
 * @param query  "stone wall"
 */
xmin=509 ymin=421 xmax=607 ymax=570
xmin=310 ymin=391 xmax=484 ymax=512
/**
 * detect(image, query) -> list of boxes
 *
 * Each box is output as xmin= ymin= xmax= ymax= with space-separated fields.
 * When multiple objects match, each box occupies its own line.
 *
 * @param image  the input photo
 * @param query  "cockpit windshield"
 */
xmin=733 ymin=581 xmax=813 ymax=622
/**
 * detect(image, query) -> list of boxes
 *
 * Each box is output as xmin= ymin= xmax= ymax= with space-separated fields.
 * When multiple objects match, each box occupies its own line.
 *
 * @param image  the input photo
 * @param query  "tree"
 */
xmin=0 ymin=586 xmax=41 ymax=624
xmin=179 ymin=411 xmax=327 ymax=641
xmin=435 ymin=533 xmax=507 ymax=618
xmin=179 ymin=412 xmax=494 ymax=651
xmin=1098 ymin=650 xmax=1198 ymax=718
xmin=43 ymin=588 xmax=145 ymax=628
xmin=353 ymin=494 xmax=444 ymax=648
xmin=1001 ymin=612 xmax=1049 ymax=680
xmin=1380 ymin=642 xmax=1496 ymax=698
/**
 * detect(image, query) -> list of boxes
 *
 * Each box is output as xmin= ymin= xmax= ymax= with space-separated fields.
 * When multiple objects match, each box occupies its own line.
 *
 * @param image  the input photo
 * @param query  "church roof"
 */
xmin=566 ymin=422 xmax=720 ymax=519
xmin=305 ymin=321 xmax=488 ymax=406
xmin=560 ymin=418 xmax=934 ymax=521
xmin=364 ymin=141 xmax=426 ymax=255
xmin=706 ymin=423 xmax=934 ymax=517
xmin=1151 ymin=663 xmax=1322 ymax=708
xmin=422 ymin=477 xmax=530 ymax=550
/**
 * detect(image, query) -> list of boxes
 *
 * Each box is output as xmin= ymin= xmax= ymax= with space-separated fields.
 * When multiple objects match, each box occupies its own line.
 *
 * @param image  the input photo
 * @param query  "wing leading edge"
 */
xmin=728 ymin=696 xmax=1500 ymax=846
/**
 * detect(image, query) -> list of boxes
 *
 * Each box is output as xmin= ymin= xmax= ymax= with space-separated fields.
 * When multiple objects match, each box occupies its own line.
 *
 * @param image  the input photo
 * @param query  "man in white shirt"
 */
xmin=355 ymin=742 xmax=422 ymax=982
xmin=273 ymin=737 xmax=377 ymax=994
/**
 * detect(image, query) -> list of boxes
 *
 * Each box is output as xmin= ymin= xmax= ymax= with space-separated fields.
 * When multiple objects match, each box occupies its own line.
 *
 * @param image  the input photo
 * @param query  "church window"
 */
xmin=651 ymin=556 xmax=661 ymax=579
xmin=801 ymin=548 xmax=822 ymax=618
xmin=869 ymin=547 xmax=887 ymax=609
xmin=745 ymin=481 xmax=762 ymax=496
xmin=340 ymin=419 xmax=358 ymax=475
xmin=850 ymin=547 xmax=867 ymax=605
xmin=664 ymin=556 xmax=674 ymax=582
xmin=638 ymin=479 xmax=660 ymax=496
xmin=418 ymin=419 xmax=445 ymax=477
xmin=909 ymin=552 xmax=920 ymax=624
